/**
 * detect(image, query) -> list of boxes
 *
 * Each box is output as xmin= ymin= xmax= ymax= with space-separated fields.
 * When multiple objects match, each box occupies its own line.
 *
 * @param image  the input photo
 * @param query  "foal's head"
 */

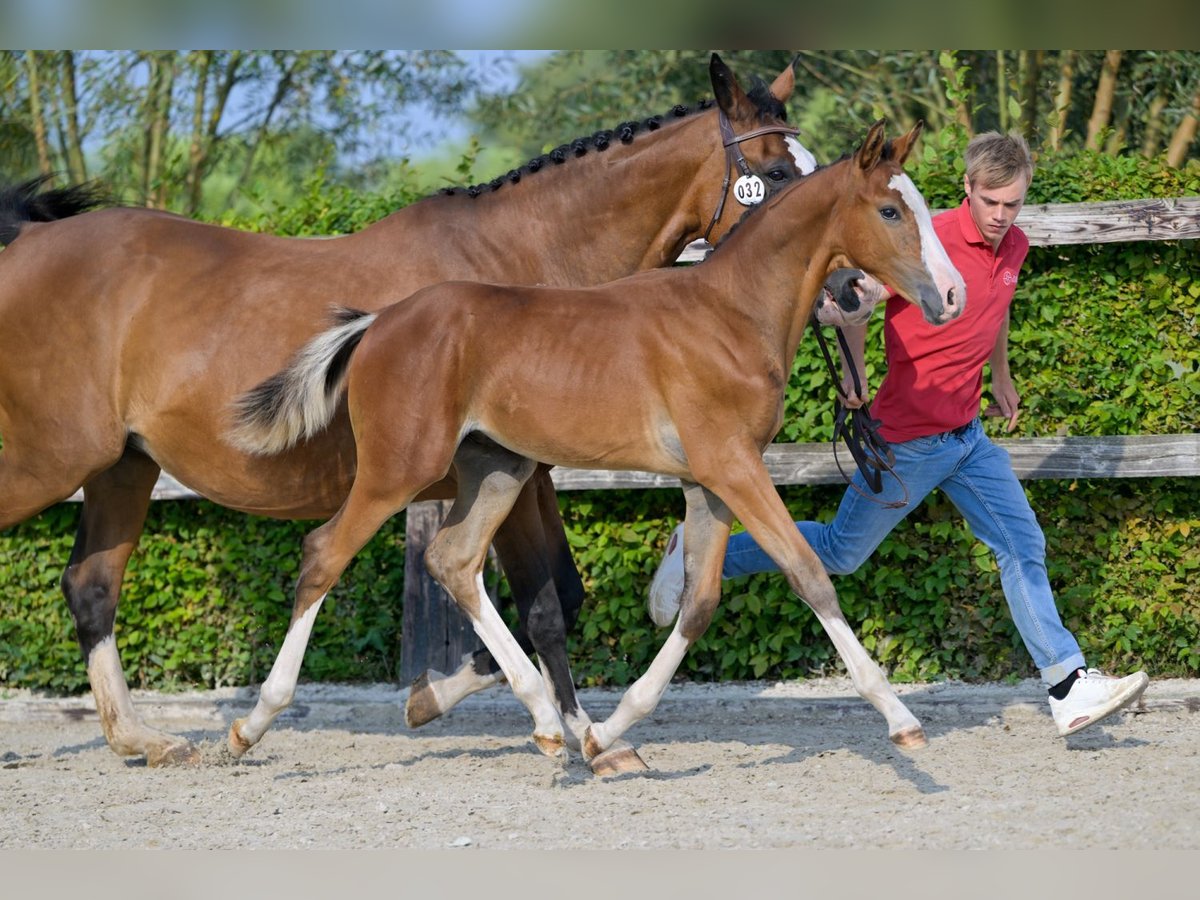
xmin=830 ymin=120 xmax=966 ymax=325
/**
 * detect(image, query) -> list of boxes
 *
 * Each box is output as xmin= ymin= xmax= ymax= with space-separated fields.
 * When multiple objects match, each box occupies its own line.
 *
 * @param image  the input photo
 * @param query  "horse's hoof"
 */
xmin=588 ymin=739 xmax=650 ymax=777
xmin=405 ymin=670 xmax=445 ymax=728
xmin=146 ymin=740 xmax=202 ymax=768
xmin=227 ymin=719 xmax=253 ymax=758
xmin=532 ymin=732 xmax=567 ymax=762
xmin=890 ymin=725 xmax=928 ymax=750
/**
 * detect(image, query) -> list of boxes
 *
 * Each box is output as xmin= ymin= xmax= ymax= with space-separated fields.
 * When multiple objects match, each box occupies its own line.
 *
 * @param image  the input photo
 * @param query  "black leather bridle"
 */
xmin=702 ymin=111 xmax=801 ymax=244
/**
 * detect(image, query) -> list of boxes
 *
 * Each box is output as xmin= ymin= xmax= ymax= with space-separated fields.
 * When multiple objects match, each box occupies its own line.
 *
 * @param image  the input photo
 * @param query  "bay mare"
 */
xmin=0 ymin=55 xmax=806 ymax=769
xmin=229 ymin=121 xmax=967 ymax=772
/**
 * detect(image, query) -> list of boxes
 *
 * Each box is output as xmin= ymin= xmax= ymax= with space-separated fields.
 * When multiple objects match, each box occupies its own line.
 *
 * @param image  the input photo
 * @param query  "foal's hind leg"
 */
xmin=63 ymin=449 xmax=201 ymax=766
xmin=228 ymin=486 xmax=406 ymax=758
xmin=405 ymin=466 xmax=589 ymax=733
xmin=423 ymin=440 xmax=566 ymax=760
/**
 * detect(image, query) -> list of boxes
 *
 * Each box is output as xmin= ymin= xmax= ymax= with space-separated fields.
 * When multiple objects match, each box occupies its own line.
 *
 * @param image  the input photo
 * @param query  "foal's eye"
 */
xmin=880 ymin=206 xmax=901 ymax=221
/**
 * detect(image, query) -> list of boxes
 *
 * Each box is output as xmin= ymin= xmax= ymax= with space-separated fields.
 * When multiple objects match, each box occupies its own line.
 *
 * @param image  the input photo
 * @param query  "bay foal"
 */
xmin=230 ymin=120 xmax=966 ymax=770
xmin=0 ymin=55 xmax=804 ymax=768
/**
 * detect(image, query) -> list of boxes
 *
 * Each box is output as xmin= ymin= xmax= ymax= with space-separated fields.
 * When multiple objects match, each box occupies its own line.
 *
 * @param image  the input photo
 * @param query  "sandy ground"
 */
xmin=1 ymin=677 xmax=1197 ymax=850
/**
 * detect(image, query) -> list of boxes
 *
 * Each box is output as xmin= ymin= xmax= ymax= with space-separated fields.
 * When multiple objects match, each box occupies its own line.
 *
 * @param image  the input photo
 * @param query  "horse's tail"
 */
xmin=0 ymin=175 xmax=111 ymax=245
xmin=229 ymin=307 xmax=377 ymax=456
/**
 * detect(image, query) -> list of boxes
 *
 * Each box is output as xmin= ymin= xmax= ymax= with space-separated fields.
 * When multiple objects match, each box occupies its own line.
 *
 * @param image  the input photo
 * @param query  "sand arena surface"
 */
xmin=2 ymin=677 xmax=1197 ymax=850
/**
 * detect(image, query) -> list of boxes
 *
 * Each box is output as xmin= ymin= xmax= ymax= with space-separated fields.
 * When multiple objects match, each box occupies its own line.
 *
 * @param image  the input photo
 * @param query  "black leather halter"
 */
xmin=702 ymin=111 xmax=801 ymax=244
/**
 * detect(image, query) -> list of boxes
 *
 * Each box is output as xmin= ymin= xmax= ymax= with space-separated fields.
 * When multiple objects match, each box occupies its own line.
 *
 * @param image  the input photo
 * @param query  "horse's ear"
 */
xmin=769 ymin=56 xmax=796 ymax=103
xmin=710 ymin=52 xmax=756 ymax=121
xmin=856 ymin=119 xmax=888 ymax=171
xmin=890 ymin=120 xmax=925 ymax=166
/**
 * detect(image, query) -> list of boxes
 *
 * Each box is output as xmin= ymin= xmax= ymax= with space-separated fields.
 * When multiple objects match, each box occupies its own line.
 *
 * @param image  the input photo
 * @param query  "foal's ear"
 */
xmin=769 ymin=56 xmax=797 ymax=103
xmin=856 ymin=119 xmax=888 ymax=171
xmin=890 ymin=120 xmax=925 ymax=166
xmin=710 ymin=52 xmax=756 ymax=121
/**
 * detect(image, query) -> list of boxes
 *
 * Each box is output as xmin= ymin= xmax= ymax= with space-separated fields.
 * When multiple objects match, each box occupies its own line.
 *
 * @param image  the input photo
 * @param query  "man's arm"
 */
xmin=987 ymin=309 xmax=1021 ymax=432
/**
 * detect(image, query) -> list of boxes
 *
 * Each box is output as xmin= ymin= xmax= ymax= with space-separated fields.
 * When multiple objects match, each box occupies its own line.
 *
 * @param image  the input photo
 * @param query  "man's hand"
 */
xmin=985 ymin=376 xmax=1021 ymax=432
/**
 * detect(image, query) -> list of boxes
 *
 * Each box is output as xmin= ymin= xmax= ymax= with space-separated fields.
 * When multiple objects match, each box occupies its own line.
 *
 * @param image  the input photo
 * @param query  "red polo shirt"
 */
xmin=870 ymin=198 xmax=1029 ymax=443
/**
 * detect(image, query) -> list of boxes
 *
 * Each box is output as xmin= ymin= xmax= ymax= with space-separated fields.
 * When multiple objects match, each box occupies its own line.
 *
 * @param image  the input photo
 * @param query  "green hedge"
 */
xmin=2 ymin=139 xmax=1198 ymax=693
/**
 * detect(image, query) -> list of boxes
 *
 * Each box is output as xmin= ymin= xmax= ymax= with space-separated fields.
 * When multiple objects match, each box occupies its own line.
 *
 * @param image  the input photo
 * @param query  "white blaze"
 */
xmin=786 ymin=136 xmax=818 ymax=175
xmin=889 ymin=172 xmax=967 ymax=315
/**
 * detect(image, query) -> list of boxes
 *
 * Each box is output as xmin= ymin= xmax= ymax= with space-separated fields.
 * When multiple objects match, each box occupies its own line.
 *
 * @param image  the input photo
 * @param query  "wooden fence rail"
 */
xmin=58 ymin=197 xmax=1200 ymax=681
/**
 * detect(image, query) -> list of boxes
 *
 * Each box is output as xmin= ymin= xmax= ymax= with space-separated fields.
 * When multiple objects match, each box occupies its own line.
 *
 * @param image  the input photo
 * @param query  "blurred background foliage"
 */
xmin=2 ymin=50 xmax=1197 ymax=218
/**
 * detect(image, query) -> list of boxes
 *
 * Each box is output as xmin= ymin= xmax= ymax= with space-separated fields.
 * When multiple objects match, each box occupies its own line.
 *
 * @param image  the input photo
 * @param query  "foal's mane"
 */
xmin=439 ymin=76 xmax=791 ymax=201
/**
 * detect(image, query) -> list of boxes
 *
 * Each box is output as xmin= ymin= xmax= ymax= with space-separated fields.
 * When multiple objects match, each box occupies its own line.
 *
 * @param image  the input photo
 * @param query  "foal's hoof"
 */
xmin=532 ymin=732 xmax=568 ymax=762
xmin=889 ymin=725 xmax=928 ymax=751
xmin=588 ymin=739 xmax=650 ymax=777
xmin=146 ymin=740 xmax=202 ymax=768
xmin=405 ymin=670 xmax=445 ymax=728
xmin=226 ymin=719 xmax=254 ymax=759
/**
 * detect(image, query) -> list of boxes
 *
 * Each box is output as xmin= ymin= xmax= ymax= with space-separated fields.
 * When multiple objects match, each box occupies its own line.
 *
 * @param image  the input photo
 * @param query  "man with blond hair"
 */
xmin=648 ymin=131 xmax=1148 ymax=737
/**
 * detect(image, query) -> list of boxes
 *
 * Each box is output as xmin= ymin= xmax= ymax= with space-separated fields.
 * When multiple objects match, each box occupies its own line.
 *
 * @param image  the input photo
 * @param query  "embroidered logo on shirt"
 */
xmin=1002 ymin=270 xmax=1018 ymax=286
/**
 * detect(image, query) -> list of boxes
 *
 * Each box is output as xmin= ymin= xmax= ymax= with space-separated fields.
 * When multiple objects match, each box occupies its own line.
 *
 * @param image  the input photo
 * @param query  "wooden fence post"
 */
xmin=399 ymin=500 xmax=498 ymax=682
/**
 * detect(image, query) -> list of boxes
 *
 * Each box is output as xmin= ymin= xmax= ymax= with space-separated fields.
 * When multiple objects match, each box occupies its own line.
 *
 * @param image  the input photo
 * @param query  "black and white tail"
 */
xmin=229 ymin=307 xmax=376 ymax=455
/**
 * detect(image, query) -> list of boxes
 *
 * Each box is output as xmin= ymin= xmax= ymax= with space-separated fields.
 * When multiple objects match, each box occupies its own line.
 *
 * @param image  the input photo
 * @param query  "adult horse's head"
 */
xmin=828 ymin=120 xmax=966 ymax=325
xmin=702 ymin=53 xmax=810 ymax=244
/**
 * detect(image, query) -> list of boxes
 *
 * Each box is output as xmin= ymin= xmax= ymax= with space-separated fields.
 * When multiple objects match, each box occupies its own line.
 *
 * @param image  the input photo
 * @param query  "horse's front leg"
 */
xmin=583 ymin=482 xmax=732 ymax=765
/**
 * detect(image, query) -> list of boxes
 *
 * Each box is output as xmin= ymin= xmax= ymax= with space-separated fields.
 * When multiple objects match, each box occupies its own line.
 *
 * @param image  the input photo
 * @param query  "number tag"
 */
xmin=733 ymin=174 xmax=765 ymax=206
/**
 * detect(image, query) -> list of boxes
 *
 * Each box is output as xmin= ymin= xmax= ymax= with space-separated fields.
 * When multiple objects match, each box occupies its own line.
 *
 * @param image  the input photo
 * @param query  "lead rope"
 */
xmin=811 ymin=320 xmax=909 ymax=509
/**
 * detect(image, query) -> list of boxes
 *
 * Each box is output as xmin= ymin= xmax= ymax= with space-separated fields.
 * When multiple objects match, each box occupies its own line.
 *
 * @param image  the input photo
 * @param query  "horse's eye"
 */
xmin=880 ymin=206 xmax=901 ymax=221
xmin=766 ymin=168 xmax=790 ymax=183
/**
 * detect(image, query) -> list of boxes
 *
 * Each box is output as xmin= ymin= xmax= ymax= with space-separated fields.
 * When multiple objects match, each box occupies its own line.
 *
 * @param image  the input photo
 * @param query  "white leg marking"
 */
xmin=237 ymin=597 xmax=325 ymax=747
xmin=539 ymin=657 xmax=590 ymax=751
xmin=587 ymin=627 xmax=692 ymax=753
xmin=468 ymin=574 xmax=562 ymax=739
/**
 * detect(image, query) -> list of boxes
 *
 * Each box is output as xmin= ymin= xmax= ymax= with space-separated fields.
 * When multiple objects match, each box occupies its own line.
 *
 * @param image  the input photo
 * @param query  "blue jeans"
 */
xmin=724 ymin=419 xmax=1085 ymax=686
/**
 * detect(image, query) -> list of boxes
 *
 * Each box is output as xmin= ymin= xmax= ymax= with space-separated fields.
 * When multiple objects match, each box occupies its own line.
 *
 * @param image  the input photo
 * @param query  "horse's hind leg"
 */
xmin=423 ymin=439 xmax=565 ymax=760
xmin=61 ymin=449 xmax=202 ymax=766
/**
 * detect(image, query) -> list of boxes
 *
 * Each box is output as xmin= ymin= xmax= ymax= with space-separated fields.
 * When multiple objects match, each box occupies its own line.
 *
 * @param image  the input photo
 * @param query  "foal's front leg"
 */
xmin=712 ymin=458 xmax=926 ymax=749
xmin=583 ymin=482 xmax=733 ymax=763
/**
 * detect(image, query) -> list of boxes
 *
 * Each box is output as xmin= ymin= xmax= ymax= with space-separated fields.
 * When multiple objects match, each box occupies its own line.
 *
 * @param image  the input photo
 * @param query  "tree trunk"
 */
xmin=60 ymin=51 xmax=88 ymax=182
xmin=1165 ymin=86 xmax=1200 ymax=168
xmin=227 ymin=54 xmax=300 ymax=207
xmin=939 ymin=50 xmax=974 ymax=136
xmin=24 ymin=51 xmax=54 ymax=178
xmin=1141 ymin=94 xmax=1168 ymax=158
xmin=1085 ymin=50 xmax=1123 ymax=151
xmin=185 ymin=51 xmax=212 ymax=216
xmin=145 ymin=52 xmax=177 ymax=209
xmin=1047 ymin=50 xmax=1077 ymax=152
xmin=996 ymin=51 xmax=1010 ymax=133
xmin=1018 ymin=50 xmax=1042 ymax=141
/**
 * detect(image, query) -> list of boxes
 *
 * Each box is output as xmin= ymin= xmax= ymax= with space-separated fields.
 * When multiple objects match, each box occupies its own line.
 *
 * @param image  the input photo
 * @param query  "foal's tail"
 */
xmin=0 ymin=175 xmax=111 ymax=245
xmin=229 ymin=307 xmax=377 ymax=456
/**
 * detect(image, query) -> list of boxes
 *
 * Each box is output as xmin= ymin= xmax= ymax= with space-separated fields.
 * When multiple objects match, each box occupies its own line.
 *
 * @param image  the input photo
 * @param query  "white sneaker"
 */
xmin=647 ymin=523 xmax=685 ymax=627
xmin=1048 ymin=668 xmax=1149 ymax=736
